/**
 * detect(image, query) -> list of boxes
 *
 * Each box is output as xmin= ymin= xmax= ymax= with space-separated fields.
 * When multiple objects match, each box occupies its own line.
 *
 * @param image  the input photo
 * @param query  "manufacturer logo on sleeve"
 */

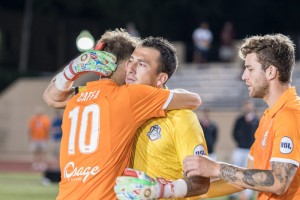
xmin=280 ymin=136 xmax=293 ymax=154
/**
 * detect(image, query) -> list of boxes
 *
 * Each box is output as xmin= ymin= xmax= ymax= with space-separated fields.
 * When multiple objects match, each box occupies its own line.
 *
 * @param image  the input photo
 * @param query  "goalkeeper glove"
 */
xmin=55 ymin=50 xmax=116 ymax=91
xmin=114 ymin=168 xmax=187 ymax=200
xmin=63 ymin=50 xmax=117 ymax=81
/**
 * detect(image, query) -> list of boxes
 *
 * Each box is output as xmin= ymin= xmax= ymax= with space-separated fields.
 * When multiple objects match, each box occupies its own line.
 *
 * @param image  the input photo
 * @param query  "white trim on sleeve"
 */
xmin=162 ymin=91 xmax=174 ymax=110
xmin=270 ymin=157 xmax=299 ymax=167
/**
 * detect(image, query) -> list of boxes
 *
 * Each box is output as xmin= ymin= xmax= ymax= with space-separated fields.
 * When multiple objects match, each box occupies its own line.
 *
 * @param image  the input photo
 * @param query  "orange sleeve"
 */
xmin=271 ymin=110 xmax=300 ymax=166
xmin=127 ymin=84 xmax=172 ymax=124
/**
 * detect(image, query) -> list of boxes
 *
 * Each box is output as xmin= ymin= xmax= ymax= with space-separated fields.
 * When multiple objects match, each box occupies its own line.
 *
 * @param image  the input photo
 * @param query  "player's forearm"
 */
xmin=43 ymin=79 xmax=74 ymax=108
xmin=183 ymin=176 xmax=210 ymax=197
xmin=168 ymin=90 xmax=202 ymax=110
xmin=197 ymin=179 xmax=243 ymax=199
xmin=219 ymin=163 xmax=294 ymax=195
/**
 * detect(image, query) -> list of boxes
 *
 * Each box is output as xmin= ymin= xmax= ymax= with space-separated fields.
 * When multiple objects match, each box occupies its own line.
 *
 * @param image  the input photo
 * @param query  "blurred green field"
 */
xmin=0 ymin=172 xmax=232 ymax=200
xmin=0 ymin=172 xmax=58 ymax=200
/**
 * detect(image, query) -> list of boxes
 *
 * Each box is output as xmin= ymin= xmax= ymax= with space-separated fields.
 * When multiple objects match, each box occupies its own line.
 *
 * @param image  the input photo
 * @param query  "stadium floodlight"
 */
xmin=76 ymin=30 xmax=95 ymax=52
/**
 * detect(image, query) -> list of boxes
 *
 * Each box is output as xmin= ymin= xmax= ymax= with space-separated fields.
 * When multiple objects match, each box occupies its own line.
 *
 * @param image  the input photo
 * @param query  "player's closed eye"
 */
xmin=138 ymin=62 xmax=146 ymax=67
xmin=128 ymin=58 xmax=133 ymax=63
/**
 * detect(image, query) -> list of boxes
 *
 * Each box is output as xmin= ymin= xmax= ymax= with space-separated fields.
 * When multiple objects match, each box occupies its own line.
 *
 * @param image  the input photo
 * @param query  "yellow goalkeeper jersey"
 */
xmin=130 ymin=109 xmax=208 ymax=180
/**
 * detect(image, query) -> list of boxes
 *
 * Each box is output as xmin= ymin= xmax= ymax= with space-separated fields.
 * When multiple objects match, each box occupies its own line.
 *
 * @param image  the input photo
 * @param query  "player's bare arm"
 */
xmin=197 ymin=158 xmax=252 ymax=199
xmin=219 ymin=161 xmax=297 ymax=194
xmin=184 ymin=155 xmax=298 ymax=196
xmin=183 ymin=176 xmax=210 ymax=197
xmin=43 ymin=78 xmax=75 ymax=109
xmin=199 ymin=158 xmax=255 ymax=198
xmin=167 ymin=90 xmax=202 ymax=110
xmin=198 ymin=179 xmax=244 ymax=199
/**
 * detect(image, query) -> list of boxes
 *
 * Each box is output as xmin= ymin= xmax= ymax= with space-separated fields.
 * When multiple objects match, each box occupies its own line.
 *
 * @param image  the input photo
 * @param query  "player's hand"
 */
xmin=63 ymin=50 xmax=117 ymax=81
xmin=114 ymin=168 xmax=161 ymax=200
xmin=183 ymin=155 xmax=221 ymax=178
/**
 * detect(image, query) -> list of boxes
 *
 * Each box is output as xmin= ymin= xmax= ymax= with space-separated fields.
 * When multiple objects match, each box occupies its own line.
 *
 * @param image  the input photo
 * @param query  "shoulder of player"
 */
xmin=276 ymin=106 xmax=300 ymax=119
xmin=167 ymin=109 xmax=197 ymax=119
xmin=123 ymin=84 xmax=171 ymax=96
xmin=273 ymin=107 xmax=300 ymax=127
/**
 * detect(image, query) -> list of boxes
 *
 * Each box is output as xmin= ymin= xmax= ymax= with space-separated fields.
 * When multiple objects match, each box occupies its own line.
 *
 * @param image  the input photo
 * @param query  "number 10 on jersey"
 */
xmin=68 ymin=104 xmax=100 ymax=155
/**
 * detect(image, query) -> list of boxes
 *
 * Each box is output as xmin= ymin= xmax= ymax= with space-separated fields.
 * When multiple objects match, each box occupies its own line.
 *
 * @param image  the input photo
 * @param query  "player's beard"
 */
xmin=249 ymin=75 xmax=269 ymax=98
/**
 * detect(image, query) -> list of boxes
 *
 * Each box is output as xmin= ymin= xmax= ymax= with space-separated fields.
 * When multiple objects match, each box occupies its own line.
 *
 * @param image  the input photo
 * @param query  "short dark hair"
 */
xmin=140 ymin=37 xmax=178 ymax=82
xmin=239 ymin=33 xmax=295 ymax=83
xmin=98 ymin=29 xmax=140 ymax=65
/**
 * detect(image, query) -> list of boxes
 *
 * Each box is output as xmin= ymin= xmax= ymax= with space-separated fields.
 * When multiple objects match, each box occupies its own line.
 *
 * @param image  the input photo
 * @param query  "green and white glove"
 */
xmin=114 ymin=168 xmax=161 ymax=200
xmin=114 ymin=168 xmax=188 ymax=200
xmin=63 ymin=50 xmax=117 ymax=81
xmin=55 ymin=50 xmax=116 ymax=91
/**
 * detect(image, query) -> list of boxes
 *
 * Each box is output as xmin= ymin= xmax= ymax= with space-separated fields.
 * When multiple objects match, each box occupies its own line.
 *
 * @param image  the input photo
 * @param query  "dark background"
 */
xmin=1 ymin=0 xmax=300 ymax=90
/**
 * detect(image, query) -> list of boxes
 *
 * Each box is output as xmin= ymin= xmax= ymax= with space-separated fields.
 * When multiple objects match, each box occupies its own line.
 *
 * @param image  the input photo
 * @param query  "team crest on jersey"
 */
xmin=194 ymin=145 xmax=206 ymax=155
xmin=261 ymin=131 xmax=268 ymax=148
xmin=280 ymin=136 xmax=293 ymax=154
xmin=147 ymin=125 xmax=161 ymax=141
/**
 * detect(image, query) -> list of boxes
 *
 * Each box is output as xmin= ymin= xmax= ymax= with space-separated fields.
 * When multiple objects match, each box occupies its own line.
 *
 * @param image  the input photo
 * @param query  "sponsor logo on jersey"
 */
xmin=63 ymin=161 xmax=100 ymax=183
xmin=280 ymin=136 xmax=293 ymax=154
xmin=147 ymin=125 xmax=161 ymax=141
xmin=261 ymin=131 xmax=268 ymax=148
xmin=194 ymin=145 xmax=206 ymax=155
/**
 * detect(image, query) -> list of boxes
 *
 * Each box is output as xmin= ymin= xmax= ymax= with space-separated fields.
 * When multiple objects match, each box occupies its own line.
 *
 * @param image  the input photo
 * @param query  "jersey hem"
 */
xmin=270 ymin=157 xmax=299 ymax=167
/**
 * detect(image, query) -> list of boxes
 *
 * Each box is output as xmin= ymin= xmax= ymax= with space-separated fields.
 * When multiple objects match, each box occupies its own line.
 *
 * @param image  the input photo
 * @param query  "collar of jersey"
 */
xmin=264 ymin=87 xmax=296 ymax=118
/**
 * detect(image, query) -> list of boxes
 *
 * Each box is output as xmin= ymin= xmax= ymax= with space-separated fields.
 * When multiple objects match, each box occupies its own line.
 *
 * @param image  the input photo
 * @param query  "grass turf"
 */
xmin=0 ymin=172 xmax=232 ymax=200
xmin=0 ymin=172 xmax=58 ymax=200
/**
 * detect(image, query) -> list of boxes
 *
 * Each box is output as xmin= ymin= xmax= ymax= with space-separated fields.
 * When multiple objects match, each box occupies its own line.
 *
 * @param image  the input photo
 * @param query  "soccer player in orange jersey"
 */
xmin=43 ymin=29 xmax=201 ymax=200
xmin=182 ymin=34 xmax=300 ymax=200
xmin=28 ymin=106 xmax=50 ymax=170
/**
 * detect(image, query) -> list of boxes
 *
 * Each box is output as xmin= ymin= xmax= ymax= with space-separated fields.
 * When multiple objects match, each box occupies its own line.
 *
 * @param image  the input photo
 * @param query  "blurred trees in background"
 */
xmin=0 ymin=0 xmax=299 ymax=85
xmin=3 ymin=0 xmax=300 ymax=40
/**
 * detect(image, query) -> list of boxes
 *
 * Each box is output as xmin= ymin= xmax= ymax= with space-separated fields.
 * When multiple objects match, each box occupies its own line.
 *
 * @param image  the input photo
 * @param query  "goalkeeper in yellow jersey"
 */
xmin=115 ymin=37 xmax=210 ymax=199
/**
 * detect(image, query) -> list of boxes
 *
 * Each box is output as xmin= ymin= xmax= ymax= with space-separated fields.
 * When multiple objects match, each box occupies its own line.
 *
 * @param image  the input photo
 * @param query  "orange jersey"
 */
xmin=249 ymin=87 xmax=300 ymax=200
xmin=57 ymin=80 xmax=172 ymax=200
xmin=28 ymin=114 xmax=50 ymax=140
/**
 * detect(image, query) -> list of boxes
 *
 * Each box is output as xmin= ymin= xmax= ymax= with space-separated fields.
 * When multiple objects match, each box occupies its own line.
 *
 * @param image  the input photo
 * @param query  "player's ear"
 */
xmin=266 ymin=65 xmax=278 ymax=80
xmin=157 ymin=73 xmax=168 ymax=87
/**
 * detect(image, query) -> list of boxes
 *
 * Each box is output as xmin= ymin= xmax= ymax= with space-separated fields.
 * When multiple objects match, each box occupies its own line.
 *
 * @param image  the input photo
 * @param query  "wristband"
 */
xmin=157 ymin=178 xmax=187 ymax=198
xmin=156 ymin=177 xmax=174 ymax=198
xmin=63 ymin=61 xmax=78 ymax=81
xmin=173 ymin=179 xmax=188 ymax=197
xmin=54 ymin=72 xmax=74 ymax=91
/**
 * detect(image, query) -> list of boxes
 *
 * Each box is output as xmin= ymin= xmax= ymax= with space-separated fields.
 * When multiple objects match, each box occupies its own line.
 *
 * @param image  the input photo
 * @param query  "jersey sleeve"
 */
xmin=127 ymin=85 xmax=173 ymax=123
xmin=270 ymin=109 xmax=300 ymax=167
xmin=173 ymin=110 xmax=208 ymax=164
